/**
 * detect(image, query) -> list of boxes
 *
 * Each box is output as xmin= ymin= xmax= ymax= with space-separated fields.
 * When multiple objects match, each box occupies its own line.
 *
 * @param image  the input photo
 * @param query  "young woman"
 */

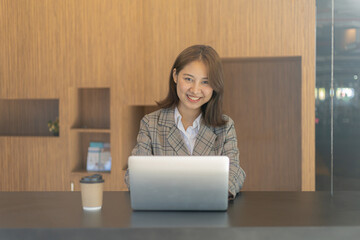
xmin=125 ymin=45 xmax=246 ymax=199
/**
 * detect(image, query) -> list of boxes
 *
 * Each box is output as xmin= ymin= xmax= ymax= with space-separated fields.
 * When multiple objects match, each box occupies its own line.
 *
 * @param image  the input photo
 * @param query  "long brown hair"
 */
xmin=157 ymin=45 xmax=226 ymax=127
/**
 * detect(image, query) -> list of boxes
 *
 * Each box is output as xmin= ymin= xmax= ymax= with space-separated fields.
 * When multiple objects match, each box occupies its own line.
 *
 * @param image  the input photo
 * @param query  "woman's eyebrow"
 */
xmin=183 ymin=73 xmax=208 ymax=79
xmin=183 ymin=73 xmax=194 ymax=78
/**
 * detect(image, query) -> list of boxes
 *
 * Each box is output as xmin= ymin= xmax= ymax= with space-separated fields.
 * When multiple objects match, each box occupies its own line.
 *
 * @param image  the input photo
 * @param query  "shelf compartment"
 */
xmin=0 ymin=99 xmax=59 ymax=136
xmin=69 ymin=132 xmax=111 ymax=173
xmin=69 ymin=88 xmax=110 ymax=129
xmin=68 ymin=87 xmax=111 ymax=176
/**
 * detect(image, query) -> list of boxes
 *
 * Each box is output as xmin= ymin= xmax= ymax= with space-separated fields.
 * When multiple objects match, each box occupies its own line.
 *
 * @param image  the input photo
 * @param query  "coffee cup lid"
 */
xmin=80 ymin=174 xmax=105 ymax=183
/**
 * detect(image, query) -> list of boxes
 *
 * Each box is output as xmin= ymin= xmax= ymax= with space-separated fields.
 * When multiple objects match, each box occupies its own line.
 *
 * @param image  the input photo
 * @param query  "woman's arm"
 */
xmin=131 ymin=117 xmax=153 ymax=156
xmin=124 ymin=116 xmax=153 ymax=189
xmin=223 ymin=119 xmax=246 ymax=199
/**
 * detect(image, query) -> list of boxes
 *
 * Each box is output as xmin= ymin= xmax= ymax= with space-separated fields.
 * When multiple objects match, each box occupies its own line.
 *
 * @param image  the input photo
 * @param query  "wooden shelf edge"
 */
xmin=0 ymin=135 xmax=60 ymax=138
xmin=70 ymin=128 xmax=111 ymax=133
xmin=71 ymin=170 xmax=111 ymax=176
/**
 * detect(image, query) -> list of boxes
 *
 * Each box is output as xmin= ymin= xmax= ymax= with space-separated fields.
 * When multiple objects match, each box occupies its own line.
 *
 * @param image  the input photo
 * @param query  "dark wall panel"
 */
xmin=223 ymin=57 xmax=302 ymax=191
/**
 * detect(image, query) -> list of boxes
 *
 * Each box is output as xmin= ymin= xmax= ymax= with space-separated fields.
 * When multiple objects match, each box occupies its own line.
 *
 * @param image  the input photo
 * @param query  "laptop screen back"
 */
xmin=128 ymin=156 xmax=229 ymax=211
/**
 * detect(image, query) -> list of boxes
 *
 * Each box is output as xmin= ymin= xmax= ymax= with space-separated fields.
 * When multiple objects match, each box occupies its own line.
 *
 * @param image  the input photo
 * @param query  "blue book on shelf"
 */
xmin=87 ymin=142 xmax=111 ymax=171
xmin=89 ymin=142 xmax=104 ymax=148
xmin=86 ymin=147 xmax=101 ymax=171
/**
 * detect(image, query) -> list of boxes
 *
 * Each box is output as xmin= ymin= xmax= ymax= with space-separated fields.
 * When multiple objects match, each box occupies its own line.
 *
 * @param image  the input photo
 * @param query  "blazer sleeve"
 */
xmin=124 ymin=116 xmax=153 ymax=189
xmin=224 ymin=119 xmax=246 ymax=199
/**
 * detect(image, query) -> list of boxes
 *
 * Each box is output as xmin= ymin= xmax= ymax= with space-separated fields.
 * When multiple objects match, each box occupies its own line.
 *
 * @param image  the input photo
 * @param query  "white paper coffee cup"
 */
xmin=80 ymin=174 xmax=104 ymax=210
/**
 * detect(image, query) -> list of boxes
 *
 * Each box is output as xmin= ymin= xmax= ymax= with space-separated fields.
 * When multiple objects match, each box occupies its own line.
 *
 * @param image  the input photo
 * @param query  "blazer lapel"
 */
xmin=158 ymin=108 xmax=190 ymax=155
xmin=193 ymin=121 xmax=217 ymax=156
xmin=167 ymin=125 xmax=190 ymax=155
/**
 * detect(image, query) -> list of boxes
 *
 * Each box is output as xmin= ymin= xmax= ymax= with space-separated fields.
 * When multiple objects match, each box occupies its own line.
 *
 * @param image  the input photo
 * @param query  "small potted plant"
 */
xmin=48 ymin=117 xmax=59 ymax=136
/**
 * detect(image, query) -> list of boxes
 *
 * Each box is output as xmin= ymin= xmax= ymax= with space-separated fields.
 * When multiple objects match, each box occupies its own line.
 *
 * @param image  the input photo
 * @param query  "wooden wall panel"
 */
xmin=60 ymin=0 xmax=121 ymax=88
xmin=0 ymin=138 xmax=27 ymax=191
xmin=0 ymin=0 xmax=123 ymax=98
xmin=0 ymin=0 xmax=67 ymax=98
xmin=24 ymin=137 xmax=68 ymax=191
xmin=0 ymin=1 xmax=7 ymax=98
xmin=223 ymin=57 xmax=302 ymax=191
xmin=0 ymin=137 xmax=66 ymax=191
xmin=0 ymin=0 xmax=315 ymax=191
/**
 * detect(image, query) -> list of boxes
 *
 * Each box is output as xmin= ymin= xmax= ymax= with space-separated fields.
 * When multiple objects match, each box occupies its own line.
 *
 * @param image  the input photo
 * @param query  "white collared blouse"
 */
xmin=174 ymin=107 xmax=201 ymax=155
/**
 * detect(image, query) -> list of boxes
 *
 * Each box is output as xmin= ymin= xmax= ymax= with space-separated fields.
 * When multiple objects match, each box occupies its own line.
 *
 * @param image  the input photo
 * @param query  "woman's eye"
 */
xmin=202 ymin=80 xmax=209 ymax=84
xmin=184 ymin=77 xmax=192 ymax=82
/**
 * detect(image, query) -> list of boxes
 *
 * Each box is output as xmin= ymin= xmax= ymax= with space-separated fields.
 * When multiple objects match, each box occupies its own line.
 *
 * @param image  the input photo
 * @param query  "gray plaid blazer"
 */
xmin=125 ymin=108 xmax=246 ymax=198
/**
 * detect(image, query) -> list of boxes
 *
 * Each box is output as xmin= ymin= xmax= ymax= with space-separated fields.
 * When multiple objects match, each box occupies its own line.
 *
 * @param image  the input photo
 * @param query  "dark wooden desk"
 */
xmin=0 ymin=191 xmax=360 ymax=239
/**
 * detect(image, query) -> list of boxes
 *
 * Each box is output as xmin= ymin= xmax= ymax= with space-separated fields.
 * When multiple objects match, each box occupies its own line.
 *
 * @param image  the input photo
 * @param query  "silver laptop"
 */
xmin=128 ymin=156 xmax=229 ymax=211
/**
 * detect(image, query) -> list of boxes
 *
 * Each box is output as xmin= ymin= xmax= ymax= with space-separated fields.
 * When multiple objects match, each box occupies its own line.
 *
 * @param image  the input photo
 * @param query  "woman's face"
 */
xmin=173 ymin=60 xmax=214 ymax=115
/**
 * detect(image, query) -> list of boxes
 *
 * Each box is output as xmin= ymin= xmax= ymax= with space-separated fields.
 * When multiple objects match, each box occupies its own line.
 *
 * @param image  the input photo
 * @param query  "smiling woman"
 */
xmin=158 ymin=45 xmax=226 ymax=127
xmin=125 ymin=45 xmax=246 ymax=199
xmin=173 ymin=60 xmax=213 ymax=129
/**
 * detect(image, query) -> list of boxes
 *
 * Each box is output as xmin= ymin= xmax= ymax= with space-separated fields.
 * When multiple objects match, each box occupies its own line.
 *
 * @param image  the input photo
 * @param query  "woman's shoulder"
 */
xmin=141 ymin=107 xmax=173 ymax=125
xmin=221 ymin=114 xmax=235 ymax=127
xmin=221 ymin=114 xmax=232 ymax=123
xmin=141 ymin=108 xmax=160 ymax=123
xmin=213 ymin=114 xmax=235 ymax=133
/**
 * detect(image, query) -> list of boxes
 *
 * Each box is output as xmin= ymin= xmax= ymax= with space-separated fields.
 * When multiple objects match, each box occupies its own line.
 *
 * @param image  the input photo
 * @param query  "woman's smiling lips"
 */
xmin=187 ymin=94 xmax=201 ymax=103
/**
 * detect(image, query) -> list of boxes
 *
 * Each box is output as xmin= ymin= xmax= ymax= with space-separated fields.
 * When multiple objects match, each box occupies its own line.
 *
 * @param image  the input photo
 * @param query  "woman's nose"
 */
xmin=190 ymin=82 xmax=201 ymax=94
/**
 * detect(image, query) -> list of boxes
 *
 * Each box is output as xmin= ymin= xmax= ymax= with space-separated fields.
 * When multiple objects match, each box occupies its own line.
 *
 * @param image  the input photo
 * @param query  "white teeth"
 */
xmin=188 ymin=95 xmax=200 ymax=101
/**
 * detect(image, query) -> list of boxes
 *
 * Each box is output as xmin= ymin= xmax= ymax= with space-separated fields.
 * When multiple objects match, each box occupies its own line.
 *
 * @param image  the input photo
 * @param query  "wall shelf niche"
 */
xmin=69 ymin=132 xmax=110 ymax=173
xmin=69 ymin=88 xmax=111 ymax=176
xmin=0 ymin=99 xmax=59 ymax=137
xmin=69 ymin=88 xmax=110 ymax=130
